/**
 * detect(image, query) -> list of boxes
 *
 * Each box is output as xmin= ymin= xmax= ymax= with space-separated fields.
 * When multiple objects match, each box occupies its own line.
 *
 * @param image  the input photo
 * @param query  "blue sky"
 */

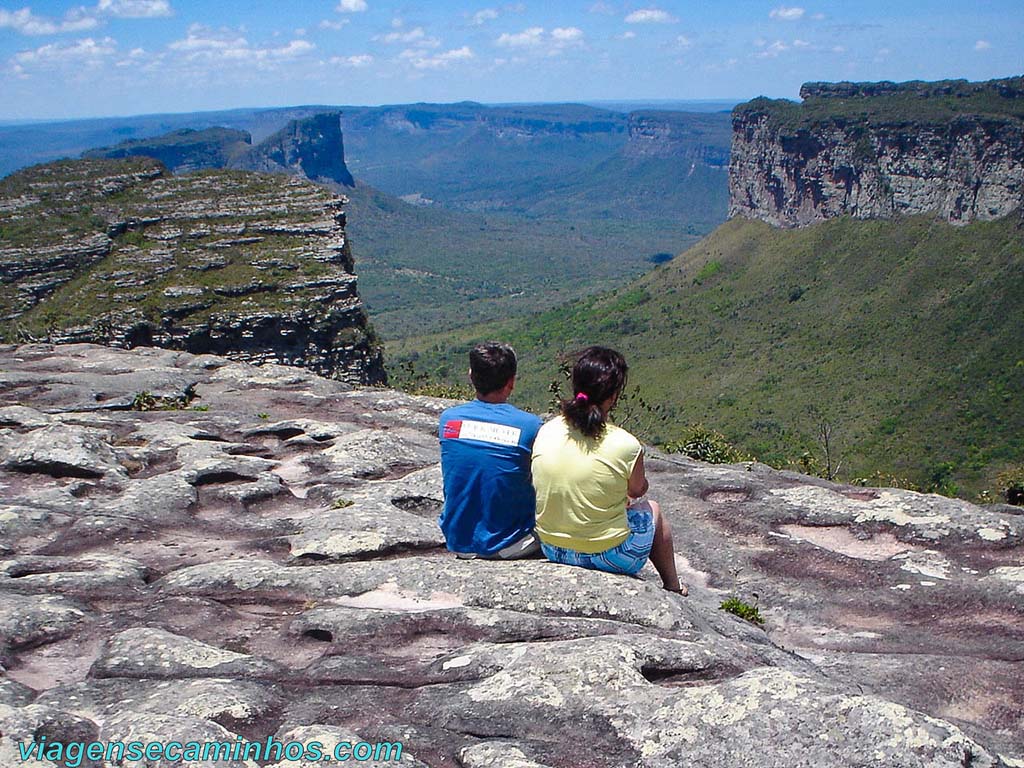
xmin=1 ymin=0 xmax=1021 ymax=120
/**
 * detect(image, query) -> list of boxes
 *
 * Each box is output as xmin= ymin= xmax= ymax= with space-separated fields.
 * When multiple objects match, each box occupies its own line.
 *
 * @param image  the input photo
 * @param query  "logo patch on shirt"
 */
xmin=443 ymin=419 xmax=522 ymax=447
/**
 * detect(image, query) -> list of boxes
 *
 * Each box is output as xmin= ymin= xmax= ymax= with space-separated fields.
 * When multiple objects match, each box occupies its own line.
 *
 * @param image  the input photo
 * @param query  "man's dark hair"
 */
xmin=469 ymin=342 xmax=517 ymax=396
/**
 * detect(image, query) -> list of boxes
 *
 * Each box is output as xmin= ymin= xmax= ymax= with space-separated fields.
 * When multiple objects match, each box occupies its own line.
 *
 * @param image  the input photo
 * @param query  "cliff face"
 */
xmin=232 ymin=112 xmax=355 ymax=187
xmin=0 ymin=158 xmax=384 ymax=384
xmin=729 ymin=76 xmax=1024 ymax=227
xmin=87 ymin=114 xmax=357 ymax=189
xmin=624 ymin=111 xmax=731 ymax=167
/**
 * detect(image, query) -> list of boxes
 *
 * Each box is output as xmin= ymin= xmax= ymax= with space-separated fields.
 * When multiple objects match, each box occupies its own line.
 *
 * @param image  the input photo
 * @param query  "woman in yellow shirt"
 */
xmin=532 ymin=346 xmax=686 ymax=595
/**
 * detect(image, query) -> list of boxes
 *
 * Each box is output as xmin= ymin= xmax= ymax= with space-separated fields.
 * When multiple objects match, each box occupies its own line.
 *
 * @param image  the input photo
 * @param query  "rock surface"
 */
xmin=0 ymin=158 xmax=384 ymax=384
xmin=729 ymin=76 xmax=1024 ymax=227
xmin=624 ymin=111 xmax=730 ymax=167
xmin=0 ymin=343 xmax=1020 ymax=766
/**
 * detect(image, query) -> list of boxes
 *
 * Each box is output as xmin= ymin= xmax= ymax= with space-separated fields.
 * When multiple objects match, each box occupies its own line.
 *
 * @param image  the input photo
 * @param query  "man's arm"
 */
xmin=627 ymin=450 xmax=649 ymax=499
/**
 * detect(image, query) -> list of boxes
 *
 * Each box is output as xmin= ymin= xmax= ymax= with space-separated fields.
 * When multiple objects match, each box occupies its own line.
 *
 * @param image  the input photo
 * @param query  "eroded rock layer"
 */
xmin=0 ymin=343 xmax=1020 ymax=766
xmin=0 ymin=158 xmax=384 ymax=384
xmin=729 ymin=76 xmax=1024 ymax=227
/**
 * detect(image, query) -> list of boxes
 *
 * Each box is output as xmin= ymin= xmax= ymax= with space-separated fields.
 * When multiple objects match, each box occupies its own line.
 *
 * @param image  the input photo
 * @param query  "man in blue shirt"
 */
xmin=439 ymin=342 xmax=543 ymax=559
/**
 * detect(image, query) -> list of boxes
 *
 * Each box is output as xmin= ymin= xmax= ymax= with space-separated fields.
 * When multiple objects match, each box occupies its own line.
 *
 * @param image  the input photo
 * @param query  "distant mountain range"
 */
xmin=62 ymin=104 xmax=732 ymax=338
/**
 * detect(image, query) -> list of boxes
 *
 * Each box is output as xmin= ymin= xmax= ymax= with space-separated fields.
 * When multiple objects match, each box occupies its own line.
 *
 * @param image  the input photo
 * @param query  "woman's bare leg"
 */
xmin=648 ymin=500 xmax=686 ymax=595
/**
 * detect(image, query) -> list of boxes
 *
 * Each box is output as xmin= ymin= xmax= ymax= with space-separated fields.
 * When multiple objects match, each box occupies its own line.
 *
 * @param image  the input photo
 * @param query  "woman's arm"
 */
xmin=627 ymin=450 xmax=649 ymax=499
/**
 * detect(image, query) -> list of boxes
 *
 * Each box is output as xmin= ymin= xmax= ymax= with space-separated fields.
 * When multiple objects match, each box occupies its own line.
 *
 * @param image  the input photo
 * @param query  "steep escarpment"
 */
xmin=86 ymin=113 xmax=357 ymax=188
xmin=232 ymin=112 xmax=355 ymax=187
xmin=624 ymin=110 xmax=731 ymax=167
xmin=729 ymin=76 xmax=1024 ymax=227
xmin=0 ymin=157 xmax=384 ymax=384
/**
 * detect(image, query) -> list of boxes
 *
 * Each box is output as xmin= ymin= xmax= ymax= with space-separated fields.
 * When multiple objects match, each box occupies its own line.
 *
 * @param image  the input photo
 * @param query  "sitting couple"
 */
xmin=438 ymin=342 xmax=686 ymax=595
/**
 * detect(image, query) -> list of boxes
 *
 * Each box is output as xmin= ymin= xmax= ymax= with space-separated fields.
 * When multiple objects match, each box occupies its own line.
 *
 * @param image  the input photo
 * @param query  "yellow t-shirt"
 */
xmin=532 ymin=415 xmax=643 ymax=554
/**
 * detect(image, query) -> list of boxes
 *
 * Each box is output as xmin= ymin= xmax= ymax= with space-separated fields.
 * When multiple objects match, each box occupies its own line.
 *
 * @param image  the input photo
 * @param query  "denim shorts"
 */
xmin=540 ymin=500 xmax=655 ymax=576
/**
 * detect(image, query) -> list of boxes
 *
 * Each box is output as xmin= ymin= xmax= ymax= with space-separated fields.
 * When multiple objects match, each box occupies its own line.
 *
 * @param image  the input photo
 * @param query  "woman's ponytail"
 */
xmin=559 ymin=347 xmax=628 ymax=439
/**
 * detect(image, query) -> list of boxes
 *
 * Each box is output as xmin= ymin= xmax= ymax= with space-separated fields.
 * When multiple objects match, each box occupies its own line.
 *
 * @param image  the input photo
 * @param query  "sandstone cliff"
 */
xmin=232 ymin=112 xmax=355 ymax=187
xmin=86 ymin=113 xmax=357 ymax=189
xmin=624 ymin=110 xmax=731 ymax=167
xmin=729 ymin=76 xmax=1024 ymax=227
xmin=0 ymin=158 xmax=384 ymax=384
xmin=0 ymin=343 xmax=1020 ymax=766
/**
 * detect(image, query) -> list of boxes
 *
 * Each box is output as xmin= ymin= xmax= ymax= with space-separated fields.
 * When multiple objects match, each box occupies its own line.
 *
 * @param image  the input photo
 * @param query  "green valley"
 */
xmin=387 ymin=213 xmax=1024 ymax=497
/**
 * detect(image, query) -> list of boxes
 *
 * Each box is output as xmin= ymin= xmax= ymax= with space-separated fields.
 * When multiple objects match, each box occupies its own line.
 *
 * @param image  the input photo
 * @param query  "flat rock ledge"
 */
xmin=0 ymin=343 xmax=1020 ymax=767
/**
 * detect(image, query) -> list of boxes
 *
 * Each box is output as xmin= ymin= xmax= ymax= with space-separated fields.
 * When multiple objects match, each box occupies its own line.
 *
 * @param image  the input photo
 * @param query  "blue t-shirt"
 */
xmin=438 ymin=400 xmax=543 ymax=556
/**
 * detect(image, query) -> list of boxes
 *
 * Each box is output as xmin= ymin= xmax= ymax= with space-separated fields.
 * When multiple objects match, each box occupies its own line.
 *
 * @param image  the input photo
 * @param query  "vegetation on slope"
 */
xmin=388 ymin=213 xmax=1024 ymax=497
xmin=342 ymin=181 xmax=708 ymax=339
xmin=0 ymin=158 xmax=360 ymax=339
xmin=737 ymin=76 xmax=1024 ymax=131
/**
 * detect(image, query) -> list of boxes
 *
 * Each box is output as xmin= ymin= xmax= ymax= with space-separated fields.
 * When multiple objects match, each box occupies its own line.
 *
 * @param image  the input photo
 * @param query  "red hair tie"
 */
xmin=575 ymin=392 xmax=589 ymax=403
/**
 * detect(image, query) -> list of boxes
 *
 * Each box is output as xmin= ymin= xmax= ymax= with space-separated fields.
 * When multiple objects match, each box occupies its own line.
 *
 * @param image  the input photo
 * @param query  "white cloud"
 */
xmin=471 ymin=8 xmax=499 ymax=25
xmin=0 ymin=7 xmax=99 ymax=35
xmin=376 ymin=26 xmax=439 ymax=47
xmin=268 ymin=39 xmax=314 ymax=58
xmin=589 ymin=1 xmax=615 ymax=13
xmin=97 ymin=0 xmax=172 ymax=18
xmin=551 ymin=26 xmax=583 ymax=43
xmin=331 ymin=53 xmax=373 ymax=67
xmin=169 ymin=27 xmax=246 ymax=52
xmin=792 ymin=38 xmax=810 ymax=48
xmin=496 ymin=26 xmax=545 ymax=47
xmin=811 ymin=12 xmax=825 ymax=20
xmin=337 ymin=0 xmax=367 ymax=11
xmin=319 ymin=19 xmax=349 ymax=30
xmin=832 ymin=45 xmax=845 ymax=53
xmin=402 ymin=45 xmax=473 ymax=69
xmin=676 ymin=34 xmax=692 ymax=48
xmin=496 ymin=26 xmax=584 ymax=54
xmin=625 ymin=9 xmax=676 ymax=24
xmin=974 ymin=39 xmax=991 ymax=51
xmin=755 ymin=39 xmax=789 ymax=58
xmin=15 ymin=36 xmax=117 ymax=64
xmin=168 ymin=26 xmax=315 ymax=64
xmin=769 ymin=6 xmax=805 ymax=21
xmin=617 ymin=30 xmax=636 ymax=40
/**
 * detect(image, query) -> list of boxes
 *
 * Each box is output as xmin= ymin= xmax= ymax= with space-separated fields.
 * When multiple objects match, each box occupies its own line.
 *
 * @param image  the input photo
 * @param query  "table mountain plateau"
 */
xmin=730 ymin=76 xmax=1024 ymax=227
xmin=86 ymin=112 xmax=356 ymax=189
xmin=0 ymin=157 xmax=384 ymax=385
xmin=0 ymin=343 xmax=1020 ymax=766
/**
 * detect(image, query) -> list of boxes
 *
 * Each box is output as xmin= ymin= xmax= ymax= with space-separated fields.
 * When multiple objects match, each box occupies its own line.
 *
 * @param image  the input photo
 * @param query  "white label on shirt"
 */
xmin=450 ymin=419 xmax=522 ymax=447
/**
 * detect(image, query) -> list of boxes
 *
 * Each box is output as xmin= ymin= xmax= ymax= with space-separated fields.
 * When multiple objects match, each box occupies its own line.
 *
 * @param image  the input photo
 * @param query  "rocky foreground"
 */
xmin=0 ymin=343 xmax=1020 ymax=767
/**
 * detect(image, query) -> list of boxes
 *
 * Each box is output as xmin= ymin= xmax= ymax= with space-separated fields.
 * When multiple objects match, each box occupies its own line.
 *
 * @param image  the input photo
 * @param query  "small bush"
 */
xmin=720 ymin=596 xmax=765 ymax=626
xmin=331 ymin=498 xmax=354 ymax=509
xmin=692 ymin=260 xmax=723 ymax=285
xmin=130 ymin=385 xmax=198 ymax=412
xmin=851 ymin=470 xmax=921 ymax=492
xmin=662 ymin=425 xmax=744 ymax=464
xmin=390 ymin=359 xmax=473 ymax=401
xmin=997 ymin=465 xmax=1024 ymax=506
